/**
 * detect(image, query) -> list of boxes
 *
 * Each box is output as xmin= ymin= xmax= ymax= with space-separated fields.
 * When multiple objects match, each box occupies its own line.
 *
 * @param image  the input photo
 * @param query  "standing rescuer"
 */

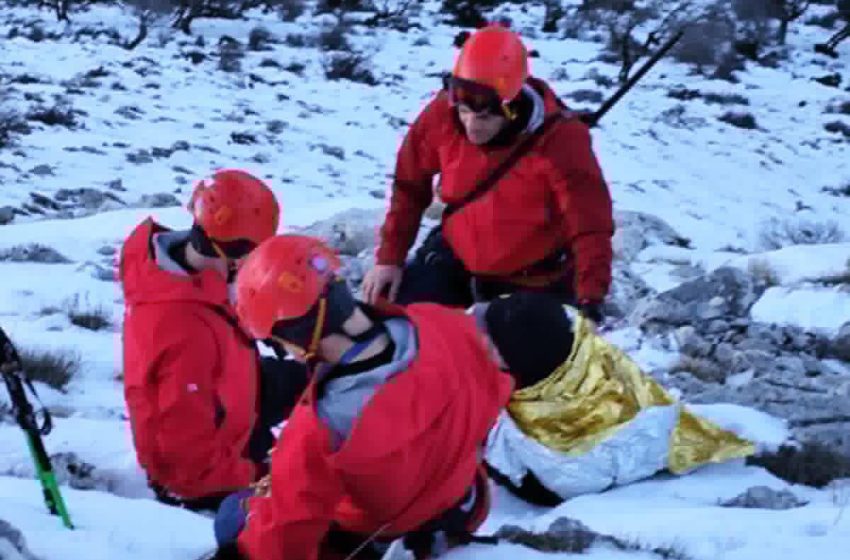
xmin=210 ymin=234 xmax=513 ymax=560
xmin=120 ymin=169 xmax=305 ymax=510
xmin=361 ymin=23 xmax=614 ymax=324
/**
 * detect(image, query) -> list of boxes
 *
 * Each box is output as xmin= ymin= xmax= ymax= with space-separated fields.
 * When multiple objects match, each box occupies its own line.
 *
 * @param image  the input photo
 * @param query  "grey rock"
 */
xmin=666 ymin=371 xmax=713 ymax=395
xmin=296 ymin=208 xmax=384 ymax=256
xmin=137 ymin=192 xmax=181 ymax=208
xmin=340 ymin=256 xmax=367 ymax=288
xmin=827 ymin=322 xmax=850 ymax=362
xmin=737 ymin=335 xmax=776 ymax=353
xmin=267 ymin=120 xmax=287 ymax=134
xmin=78 ymin=261 xmax=115 ymax=282
xmin=29 ymin=192 xmax=61 ymax=210
xmin=628 ymin=298 xmax=692 ymax=330
xmin=78 ymin=189 xmax=107 ymax=209
xmin=171 ymin=140 xmax=190 ymax=152
xmin=195 ymin=144 xmax=221 ymax=154
xmin=496 ymin=517 xmax=599 ymax=554
xmin=705 ymin=319 xmax=731 ymax=333
xmin=612 ymin=210 xmax=690 ymax=262
xmin=315 ymin=143 xmax=345 ymax=160
xmin=54 ymin=188 xmax=124 ymax=210
xmin=567 ymin=89 xmax=604 ymax=104
xmin=114 ymin=105 xmax=144 ymax=120
xmin=546 ymin=517 xmax=598 ymax=549
xmin=670 ymin=263 xmax=703 ymax=281
xmin=721 ymin=486 xmax=807 ymax=509
xmin=97 ymin=245 xmax=116 ymax=256
xmin=675 ymin=325 xmax=711 ymax=357
xmin=29 ymin=164 xmax=54 ymax=176
xmin=730 ymin=350 xmax=756 ymax=372
xmin=772 ymin=356 xmax=806 ymax=378
xmin=713 ymin=342 xmax=736 ymax=367
xmin=0 ymin=518 xmax=43 ymax=560
xmin=107 ymin=178 xmax=126 ymax=191
xmin=126 ymin=149 xmax=153 ymax=164
xmin=0 ymin=243 xmax=71 ymax=264
xmin=605 ymin=261 xmax=655 ymax=319
xmin=629 ymin=267 xmax=761 ymax=330
xmin=0 ymin=206 xmax=14 ymax=225
xmin=731 ymin=317 xmax=750 ymax=329
xmin=230 ymin=131 xmax=258 ymax=145
xmin=801 ymin=354 xmax=825 ymax=377
xmin=674 ymin=356 xmax=728 ymax=384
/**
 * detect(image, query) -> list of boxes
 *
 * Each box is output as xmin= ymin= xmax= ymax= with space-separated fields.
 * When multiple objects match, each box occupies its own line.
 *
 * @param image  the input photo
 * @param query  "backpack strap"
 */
xmin=442 ymin=111 xmax=570 ymax=221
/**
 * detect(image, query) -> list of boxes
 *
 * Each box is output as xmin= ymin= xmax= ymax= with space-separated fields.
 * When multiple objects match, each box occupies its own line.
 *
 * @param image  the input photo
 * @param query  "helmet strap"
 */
xmin=302 ymin=297 xmax=328 ymax=364
xmin=501 ymin=102 xmax=518 ymax=121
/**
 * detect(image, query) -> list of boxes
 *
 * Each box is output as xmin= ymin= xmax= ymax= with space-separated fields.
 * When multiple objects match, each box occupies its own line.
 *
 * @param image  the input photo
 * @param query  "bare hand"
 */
xmin=361 ymin=264 xmax=403 ymax=304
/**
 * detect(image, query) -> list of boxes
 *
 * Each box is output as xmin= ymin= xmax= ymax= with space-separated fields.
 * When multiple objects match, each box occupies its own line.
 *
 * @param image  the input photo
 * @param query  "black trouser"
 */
xmin=152 ymin=356 xmax=308 ymax=512
xmin=246 ymin=356 xmax=309 ymax=463
xmin=396 ymin=227 xmax=576 ymax=307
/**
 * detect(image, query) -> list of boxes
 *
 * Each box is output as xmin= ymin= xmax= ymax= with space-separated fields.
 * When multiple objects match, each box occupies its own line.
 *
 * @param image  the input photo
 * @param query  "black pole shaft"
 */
xmin=585 ymin=29 xmax=686 ymax=127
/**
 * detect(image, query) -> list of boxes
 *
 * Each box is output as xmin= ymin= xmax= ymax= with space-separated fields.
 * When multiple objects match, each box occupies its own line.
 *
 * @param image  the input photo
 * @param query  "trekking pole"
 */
xmin=0 ymin=326 xmax=74 ymax=529
xmin=581 ymin=28 xmax=687 ymax=128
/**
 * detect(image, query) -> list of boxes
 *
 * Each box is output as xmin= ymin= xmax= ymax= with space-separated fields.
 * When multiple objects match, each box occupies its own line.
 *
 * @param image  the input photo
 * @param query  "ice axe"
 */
xmin=0 ymin=325 xmax=74 ymax=529
xmin=580 ymin=28 xmax=686 ymax=128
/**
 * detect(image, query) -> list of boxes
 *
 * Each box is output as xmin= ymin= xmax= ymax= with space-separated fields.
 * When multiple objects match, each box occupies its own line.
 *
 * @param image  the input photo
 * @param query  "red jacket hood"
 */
xmin=527 ymin=76 xmax=569 ymax=117
xmin=119 ymin=218 xmax=230 ymax=308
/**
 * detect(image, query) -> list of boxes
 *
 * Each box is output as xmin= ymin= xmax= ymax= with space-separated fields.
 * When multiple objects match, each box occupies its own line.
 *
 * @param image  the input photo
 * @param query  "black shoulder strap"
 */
xmin=442 ymin=111 xmax=568 ymax=220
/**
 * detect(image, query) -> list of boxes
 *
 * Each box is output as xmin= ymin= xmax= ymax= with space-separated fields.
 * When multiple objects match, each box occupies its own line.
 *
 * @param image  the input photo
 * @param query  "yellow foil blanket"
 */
xmin=507 ymin=313 xmax=755 ymax=474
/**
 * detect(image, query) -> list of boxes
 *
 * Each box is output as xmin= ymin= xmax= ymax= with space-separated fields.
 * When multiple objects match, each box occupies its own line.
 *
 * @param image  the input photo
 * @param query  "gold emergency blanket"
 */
xmin=507 ymin=314 xmax=755 ymax=474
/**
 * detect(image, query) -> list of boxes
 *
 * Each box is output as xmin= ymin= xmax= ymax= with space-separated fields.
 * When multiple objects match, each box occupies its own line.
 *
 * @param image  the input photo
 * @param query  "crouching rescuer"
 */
xmin=210 ymin=234 xmax=514 ymax=560
xmin=120 ymin=169 xmax=306 ymax=510
xmin=362 ymin=24 xmax=614 ymax=324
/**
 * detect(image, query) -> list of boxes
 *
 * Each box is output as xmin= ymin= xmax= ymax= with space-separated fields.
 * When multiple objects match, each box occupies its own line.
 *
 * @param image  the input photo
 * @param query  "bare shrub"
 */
xmin=758 ymin=217 xmax=846 ymax=250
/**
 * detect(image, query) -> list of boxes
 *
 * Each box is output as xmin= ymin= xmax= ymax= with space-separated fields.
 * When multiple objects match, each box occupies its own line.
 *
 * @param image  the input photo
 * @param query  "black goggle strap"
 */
xmin=445 ymin=75 xmax=516 ymax=120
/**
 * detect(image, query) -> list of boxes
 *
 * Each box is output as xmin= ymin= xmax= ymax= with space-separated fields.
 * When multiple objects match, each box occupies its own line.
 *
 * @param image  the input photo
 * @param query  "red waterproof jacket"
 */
xmin=237 ymin=303 xmax=514 ymax=560
xmin=376 ymin=77 xmax=614 ymax=303
xmin=120 ymin=219 xmax=260 ymax=499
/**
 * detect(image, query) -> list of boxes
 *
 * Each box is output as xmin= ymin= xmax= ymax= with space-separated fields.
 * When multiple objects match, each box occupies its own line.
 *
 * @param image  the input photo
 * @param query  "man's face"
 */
xmin=457 ymin=104 xmax=507 ymax=145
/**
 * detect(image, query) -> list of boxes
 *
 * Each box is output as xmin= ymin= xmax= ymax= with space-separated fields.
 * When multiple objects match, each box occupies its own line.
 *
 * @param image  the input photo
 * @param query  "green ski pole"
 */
xmin=1 ymin=326 xmax=74 ymax=529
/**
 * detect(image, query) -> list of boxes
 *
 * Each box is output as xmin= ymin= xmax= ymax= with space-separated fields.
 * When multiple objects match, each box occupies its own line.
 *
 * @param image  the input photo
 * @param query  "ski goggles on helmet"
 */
xmin=445 ymin=75 xmax=514 ymax=118
xmin=190 ymin=223 xmax=256 ymax=260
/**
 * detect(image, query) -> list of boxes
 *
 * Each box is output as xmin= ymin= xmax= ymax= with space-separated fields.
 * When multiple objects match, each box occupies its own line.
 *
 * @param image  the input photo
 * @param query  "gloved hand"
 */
xmin=214 ymin=489 xmax=253 ymax=546
xmin=576 ymin=300 xmax=603 ymax=325
xmin=209 ymin=542 xmax=248 ymax=560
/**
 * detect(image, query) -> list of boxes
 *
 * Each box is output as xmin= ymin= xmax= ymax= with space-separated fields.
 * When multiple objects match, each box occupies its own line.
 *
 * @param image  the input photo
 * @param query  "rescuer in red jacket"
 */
xmin=361 ymin=24 xmax=614 ymax=324
xmin=209 ymin=234 xmax=513 ymax=560
xmin=120 ymin=169 xmax=307 ymax=510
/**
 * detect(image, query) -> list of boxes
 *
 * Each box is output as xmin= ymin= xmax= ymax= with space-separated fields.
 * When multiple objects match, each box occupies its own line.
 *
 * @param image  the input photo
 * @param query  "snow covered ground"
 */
xmin=1 ymin=1 xmax=849 ymax=559
xmin=3 ymin=413 xmax=850 ymax=560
